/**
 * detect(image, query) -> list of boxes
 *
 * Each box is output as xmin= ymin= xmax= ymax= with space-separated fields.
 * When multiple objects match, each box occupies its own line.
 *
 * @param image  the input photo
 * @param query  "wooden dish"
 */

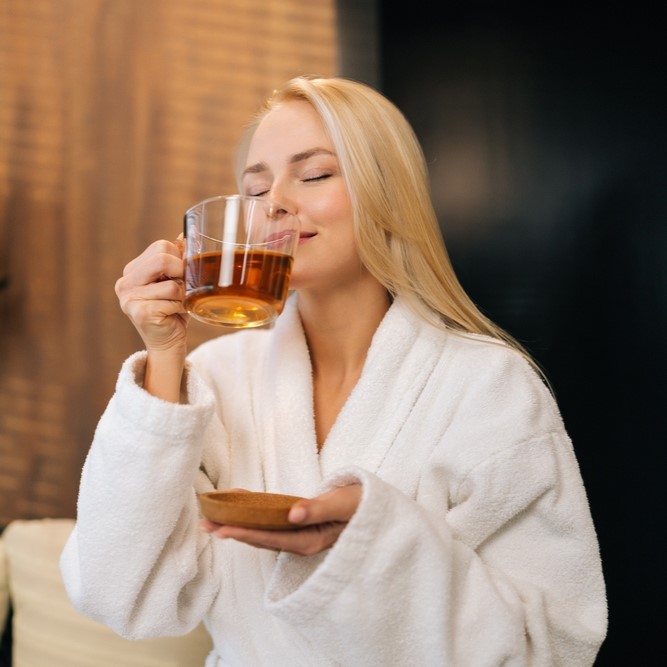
xmin=199 ymin=490 xmax=305 ymax=530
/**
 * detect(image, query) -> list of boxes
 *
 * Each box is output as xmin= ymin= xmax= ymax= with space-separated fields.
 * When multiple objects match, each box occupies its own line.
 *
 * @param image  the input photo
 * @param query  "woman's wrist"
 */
xmin=144 ymin=348 xmax=187 ymax=403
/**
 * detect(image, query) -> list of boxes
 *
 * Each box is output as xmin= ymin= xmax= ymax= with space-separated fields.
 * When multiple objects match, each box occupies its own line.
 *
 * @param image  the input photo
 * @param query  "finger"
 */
xmin=123 ymin=298 xmax=187 ymax=325
xmin=128 ymin=252 xmax=184 ymax=286
xmin=200 ymin=518 xmax=221 ymax=533
xmin=123 ymin=278 xmax=185 ymax=304
xmin=118 ymin=283 xmax=185 ymax=319
xmin=288 ymin=484 xmax=362 ymax=526
xmin=121 ymin=240 xmax=184 ymax=282
xmin=203 ymin=521 xmax=346 ymax=556
xmin=116 ymin=257 xmax=184 ymax=301
xmin=127 ymin=239 xmax=183 ymax=268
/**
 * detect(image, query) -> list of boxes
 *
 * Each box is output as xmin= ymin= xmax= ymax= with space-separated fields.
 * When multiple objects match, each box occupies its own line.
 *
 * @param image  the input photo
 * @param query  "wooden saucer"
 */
xmin=199 ymin=490 xmax=304 ymax=530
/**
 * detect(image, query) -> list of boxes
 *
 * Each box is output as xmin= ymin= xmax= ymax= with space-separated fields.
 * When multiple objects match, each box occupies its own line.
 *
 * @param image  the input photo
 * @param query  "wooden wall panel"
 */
xmin=0 ymin=0 xmax=336 ymax=524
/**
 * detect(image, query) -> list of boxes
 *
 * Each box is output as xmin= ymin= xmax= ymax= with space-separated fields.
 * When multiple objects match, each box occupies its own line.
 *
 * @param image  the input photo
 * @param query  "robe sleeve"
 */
xmin=59 ymin=351 xmax=230 ymax=639
xmin=264 ymin=376 xmax=607 ymax=666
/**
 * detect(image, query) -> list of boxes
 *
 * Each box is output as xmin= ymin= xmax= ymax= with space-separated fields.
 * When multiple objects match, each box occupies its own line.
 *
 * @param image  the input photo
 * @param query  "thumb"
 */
xmin=288 ymin=484 xmax=362 ymax=525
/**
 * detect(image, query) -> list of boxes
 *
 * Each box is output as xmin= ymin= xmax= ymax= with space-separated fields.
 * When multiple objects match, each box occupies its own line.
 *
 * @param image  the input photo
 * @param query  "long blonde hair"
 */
xmin=237 ymin=76 xmax=545 ymax=379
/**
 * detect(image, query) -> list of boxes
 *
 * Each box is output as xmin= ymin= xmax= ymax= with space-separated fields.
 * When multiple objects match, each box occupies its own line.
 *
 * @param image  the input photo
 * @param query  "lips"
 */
xmin=264 ymin=229 xmax=298 ymax=245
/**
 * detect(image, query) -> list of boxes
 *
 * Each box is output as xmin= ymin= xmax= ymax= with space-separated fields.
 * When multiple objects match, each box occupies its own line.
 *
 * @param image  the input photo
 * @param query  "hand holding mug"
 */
xmin=115 ymin=238 xmax=188 ymax=356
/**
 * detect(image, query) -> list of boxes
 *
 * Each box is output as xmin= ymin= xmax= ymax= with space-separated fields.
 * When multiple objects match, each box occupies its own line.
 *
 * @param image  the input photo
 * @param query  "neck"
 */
xmin=296 ymin=280 xmax=391 ymax=449
xmin=296 ymin=281 xmax=390 ymax=379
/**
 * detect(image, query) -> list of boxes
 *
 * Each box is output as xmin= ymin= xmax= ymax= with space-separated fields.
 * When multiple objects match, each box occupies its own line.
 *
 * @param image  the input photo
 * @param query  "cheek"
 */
xmin=308 ymin=187 xmax=353 ymax=232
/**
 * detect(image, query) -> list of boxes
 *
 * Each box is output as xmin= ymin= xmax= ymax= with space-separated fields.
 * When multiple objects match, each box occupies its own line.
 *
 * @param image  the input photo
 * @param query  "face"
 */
xmin=241 ymin=100 xmax=362 ymax=292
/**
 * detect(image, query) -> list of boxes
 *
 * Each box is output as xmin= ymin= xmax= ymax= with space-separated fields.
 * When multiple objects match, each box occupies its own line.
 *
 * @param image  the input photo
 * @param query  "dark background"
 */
xmin=377 ymin=2 xmax=666 ymax=664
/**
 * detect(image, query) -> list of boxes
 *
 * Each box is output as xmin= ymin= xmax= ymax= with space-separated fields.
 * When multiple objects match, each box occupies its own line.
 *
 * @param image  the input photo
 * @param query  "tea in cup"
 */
xmin=184 ymin=195 xmax=299 ymax=328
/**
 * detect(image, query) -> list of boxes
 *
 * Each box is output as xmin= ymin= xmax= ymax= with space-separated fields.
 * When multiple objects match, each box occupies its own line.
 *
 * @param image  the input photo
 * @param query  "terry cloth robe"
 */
xmin=60 ymin=293 xmax=607 ymax=667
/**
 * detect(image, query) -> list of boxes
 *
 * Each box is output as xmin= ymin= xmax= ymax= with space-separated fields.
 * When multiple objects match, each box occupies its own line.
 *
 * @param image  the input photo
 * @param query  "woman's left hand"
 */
xmin=200 ymin=484 xmax=362 ymax=556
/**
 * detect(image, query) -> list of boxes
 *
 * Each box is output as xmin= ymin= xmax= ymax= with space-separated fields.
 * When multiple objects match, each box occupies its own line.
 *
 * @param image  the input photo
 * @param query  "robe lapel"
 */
xmin=255 ymin=295 xmax=444 ymax=496
xmin=319 ymin=299 xmax=443 ymax=478
xmin=256 ymin=295 xmax=323 ymax=497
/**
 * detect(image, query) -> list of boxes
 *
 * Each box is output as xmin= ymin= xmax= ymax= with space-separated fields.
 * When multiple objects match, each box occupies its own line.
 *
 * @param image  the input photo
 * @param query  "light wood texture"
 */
xmin=0 ymin=0 xmax=336 ymax=524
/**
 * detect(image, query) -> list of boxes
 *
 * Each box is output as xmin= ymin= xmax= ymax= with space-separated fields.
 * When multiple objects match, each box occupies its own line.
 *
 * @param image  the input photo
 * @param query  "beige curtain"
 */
xmin=0 ymin=0 xmax=336 ymax=523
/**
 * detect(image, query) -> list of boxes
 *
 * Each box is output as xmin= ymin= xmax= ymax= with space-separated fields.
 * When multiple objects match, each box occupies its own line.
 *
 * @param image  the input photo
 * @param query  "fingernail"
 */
xmin=289 ymin=506 xmax=307 ymax=523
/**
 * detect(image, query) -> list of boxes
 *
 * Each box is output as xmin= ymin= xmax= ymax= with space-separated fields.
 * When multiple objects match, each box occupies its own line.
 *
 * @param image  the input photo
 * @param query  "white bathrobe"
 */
xmin=60 ymin=294 xmax=607 ymax=666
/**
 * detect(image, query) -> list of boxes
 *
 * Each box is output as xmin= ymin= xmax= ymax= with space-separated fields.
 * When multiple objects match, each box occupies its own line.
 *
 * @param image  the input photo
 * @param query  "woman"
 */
xmin=61 ymin=76 xmax=607 ymax=665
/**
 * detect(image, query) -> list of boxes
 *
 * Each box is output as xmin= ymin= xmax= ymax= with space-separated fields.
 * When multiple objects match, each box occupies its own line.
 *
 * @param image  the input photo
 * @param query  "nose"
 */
xmin=265 ymin=201 xmax=291 ymax=220
xmin=266 ymin=179 xmax=296 ymax=217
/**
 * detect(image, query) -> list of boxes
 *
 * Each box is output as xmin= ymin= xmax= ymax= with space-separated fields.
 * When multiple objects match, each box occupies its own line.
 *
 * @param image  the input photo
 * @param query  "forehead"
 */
xmin=246 ymin=100 xmax=333 ymax=164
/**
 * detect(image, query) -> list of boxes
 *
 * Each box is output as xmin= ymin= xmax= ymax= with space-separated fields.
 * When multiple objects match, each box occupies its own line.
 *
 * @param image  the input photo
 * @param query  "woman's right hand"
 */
xmin=115 ymin=238 xmax=189 ymax=401
xmin=115 ymin=237 xmax=188 ymax=354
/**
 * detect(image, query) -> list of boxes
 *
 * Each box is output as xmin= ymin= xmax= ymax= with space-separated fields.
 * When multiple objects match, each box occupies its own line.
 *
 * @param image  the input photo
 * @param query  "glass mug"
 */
xmin=183 ymin=195 xmax=300 ymax=328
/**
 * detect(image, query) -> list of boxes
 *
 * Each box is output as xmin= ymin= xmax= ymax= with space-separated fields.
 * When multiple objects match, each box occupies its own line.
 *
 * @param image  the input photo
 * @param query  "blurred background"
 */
xmin=0 ymin=1 xmax=664 ymax=664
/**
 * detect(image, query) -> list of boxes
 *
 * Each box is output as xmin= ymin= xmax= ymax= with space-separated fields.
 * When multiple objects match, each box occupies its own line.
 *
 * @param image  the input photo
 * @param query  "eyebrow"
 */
xmin=242 ymin=147 xmax=335 ymax=177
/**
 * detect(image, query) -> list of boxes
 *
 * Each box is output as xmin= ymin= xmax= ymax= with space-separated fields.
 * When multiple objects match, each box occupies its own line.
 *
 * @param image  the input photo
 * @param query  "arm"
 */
xmin=265 ymin=436 xmax=606 ymax=666
xmin=200 ymin=336 xmax=607 ymax=665
xmin=115 ymin=237 xmax=189 ymax=403
xmin=60 ymin=352 xmax=230 ymax=639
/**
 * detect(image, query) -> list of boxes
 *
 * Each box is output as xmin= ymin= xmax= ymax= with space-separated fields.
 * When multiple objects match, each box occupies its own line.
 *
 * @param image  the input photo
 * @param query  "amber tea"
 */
xmin=185 ymin=249 xmax=293 ymax=328
xmin=184 ymin=195 xmax=299 ymax=329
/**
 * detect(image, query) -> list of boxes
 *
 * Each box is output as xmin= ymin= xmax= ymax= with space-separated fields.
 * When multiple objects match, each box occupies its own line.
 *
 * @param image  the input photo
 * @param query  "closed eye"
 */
xmin=303 ymin=174 xmax=331 ymax=183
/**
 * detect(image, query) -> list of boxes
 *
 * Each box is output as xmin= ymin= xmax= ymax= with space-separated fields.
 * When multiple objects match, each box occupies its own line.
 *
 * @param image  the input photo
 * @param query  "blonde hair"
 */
xmin=237 ymin=76 xmax=546 ymax=380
